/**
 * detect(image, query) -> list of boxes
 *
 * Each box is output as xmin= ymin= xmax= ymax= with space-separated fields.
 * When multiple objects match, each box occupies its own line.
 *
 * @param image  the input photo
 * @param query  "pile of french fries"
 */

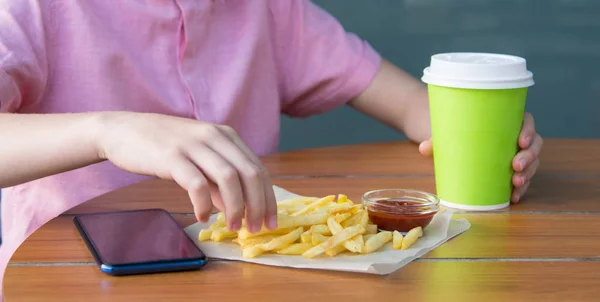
xmin=197 ymin=194 xmax=424 ymax=258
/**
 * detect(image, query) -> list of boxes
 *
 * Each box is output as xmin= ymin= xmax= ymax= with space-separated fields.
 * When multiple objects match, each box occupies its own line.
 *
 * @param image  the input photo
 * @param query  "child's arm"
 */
xmin=347 ymin=59 xmax=543 ymax=203
xmin=347 ymin=59 xmax=431 ymax=144
xmin=0 ymin=112 xmax=278 ymax=232
xmin=0 ymin=113 xmax=104 ymax=187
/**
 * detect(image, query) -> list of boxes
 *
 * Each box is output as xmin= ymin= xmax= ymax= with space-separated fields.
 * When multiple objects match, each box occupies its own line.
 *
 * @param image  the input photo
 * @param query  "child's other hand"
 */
xmin=95 ymin=112 xmax=277 ymax=233
xmin=418 ymin=112 xmax=543 ymax=203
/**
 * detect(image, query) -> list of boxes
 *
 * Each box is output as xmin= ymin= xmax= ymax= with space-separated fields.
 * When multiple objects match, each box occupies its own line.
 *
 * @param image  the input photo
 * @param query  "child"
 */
xmin=0 ymin=0 xmax=542 ymax=295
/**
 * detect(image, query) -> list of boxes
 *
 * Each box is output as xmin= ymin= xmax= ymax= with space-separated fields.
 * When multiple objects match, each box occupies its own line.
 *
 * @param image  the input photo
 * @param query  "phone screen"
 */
xmin=75 ymin=209 xmax=205 ymax=266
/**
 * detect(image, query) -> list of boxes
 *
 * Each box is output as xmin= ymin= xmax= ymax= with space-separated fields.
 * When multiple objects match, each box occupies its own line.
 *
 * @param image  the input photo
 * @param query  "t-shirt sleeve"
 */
xmin=0 ymin=0 xmax=48 ymax=113
xmin=268 ymin=0 xmax=382 ymax=118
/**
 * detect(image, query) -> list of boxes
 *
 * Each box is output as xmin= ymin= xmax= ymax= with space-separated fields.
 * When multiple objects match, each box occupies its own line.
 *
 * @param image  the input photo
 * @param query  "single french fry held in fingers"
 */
xmin=197 ymin=193 xmax=429 ymax=258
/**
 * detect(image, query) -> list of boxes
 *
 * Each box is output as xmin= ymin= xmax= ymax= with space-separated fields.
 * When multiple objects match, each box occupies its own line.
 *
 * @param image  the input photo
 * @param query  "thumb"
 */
xmin=419 ymin=139 xmax=433 ymax=157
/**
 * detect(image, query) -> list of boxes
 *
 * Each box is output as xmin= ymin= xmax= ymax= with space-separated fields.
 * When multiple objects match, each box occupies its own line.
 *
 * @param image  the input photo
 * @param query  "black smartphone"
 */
xmin=73 ymin=208 xmax=207 ymax=276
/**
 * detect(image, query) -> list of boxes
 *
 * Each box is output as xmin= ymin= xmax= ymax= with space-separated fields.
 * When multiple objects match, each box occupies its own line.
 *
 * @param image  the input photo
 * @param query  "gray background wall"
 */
xmin=279 ymin=0 xmax=600 ymax=152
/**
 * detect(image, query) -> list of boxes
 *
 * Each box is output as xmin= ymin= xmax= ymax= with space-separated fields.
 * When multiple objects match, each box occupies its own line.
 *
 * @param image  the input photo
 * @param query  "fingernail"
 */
xmin=520 ymin=175 xmax=527 ymax=185
xmin=268 ymin=215 xmax=278 ymax=230
xmin=248 ymin=223 xmax=258 ymax=234
xmin=231 ymin=220 xmax=241 ymax=231
xmin=518 ymin=158 xmax=527 ymax=170
xmin=512 ymin=192 xmax=520 ymax=203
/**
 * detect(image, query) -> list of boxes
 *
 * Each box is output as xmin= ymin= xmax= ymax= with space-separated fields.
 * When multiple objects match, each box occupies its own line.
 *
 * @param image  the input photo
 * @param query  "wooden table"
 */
xmin=5 ymin=139 xmax=600 ymax=301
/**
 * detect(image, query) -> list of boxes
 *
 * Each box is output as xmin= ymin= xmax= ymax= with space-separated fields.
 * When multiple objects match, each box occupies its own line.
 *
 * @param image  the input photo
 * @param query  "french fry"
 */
xmin=238 ymin=212 xmax=328 ymax=239
xmin=300 ymin=229 xmax=312 ymax=243
xmin=366 ymin=224 xmax=378 ymax=234
xmin=243 ymin=227 xmax=304 ymax=258
xmin=322 ymin=203 xmax=355 ymax=215
xmin=277 ymin=213 xmax=330 ymax=229
xmin=363 ymin=234 xmax=376 ymax=242
xmin=311 ymin=233 xmax=330 ymax=245
xmin=235 ymin=235 xmax=279 ymax=247
xmin=198 ymin=229 xmax=212 ymax=242
xmin=310 ymin=224 xmax=332 ymax=236
xmin=344 ymin=234 xmax=364 ymax=253
xmin=210 ymin=228 xmax=237 ymax=242
xmin=393 ymin=231 xmax=403 ymax=250
xmin=303 ymin=225 xmax=366 ymax=258
xmin=349 ymin=204 xmax=363 ymax=215
xmin=277 ymin=197 xmax=318 ymax=207
xmin=358 ymin=211 xmax=369 ymax=229
xmin=333 ymin=212 xmax=352 ymax=224
xmin=341 ymin=210 xmax=363 ymax=228
xmin=277 ymin=243 xmax=313 ymax=255
xmin=209 ymin=213 xmax=226 ymax=230
xmin=237 ymin=226 xmax=296 ymax=240
xmin=363 ymin=231 xmax=393 ymax=254
xmin=325 ymin=244 xmax=347 ymax=257
xmin=327 ymin=216 xmax=343 ymax=234
xmin=291 ymin=195 xmax=335 ymax=216
xmin=337 ymin=194 xmax=348 ymax=204
xmin=326 ymin=216 xmax=361 ymax=253
xmin=401 ymin=227 xmax=423 ymax=250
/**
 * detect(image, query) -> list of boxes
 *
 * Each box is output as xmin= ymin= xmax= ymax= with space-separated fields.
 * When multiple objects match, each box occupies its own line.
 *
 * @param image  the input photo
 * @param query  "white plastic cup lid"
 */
xmin=421 ymin=52 xmax=534 ymax=90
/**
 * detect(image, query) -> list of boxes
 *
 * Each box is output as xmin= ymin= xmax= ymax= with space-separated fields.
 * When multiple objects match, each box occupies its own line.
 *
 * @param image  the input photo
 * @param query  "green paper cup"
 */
xmin=421 ymin=53 xmax=534 ymax=211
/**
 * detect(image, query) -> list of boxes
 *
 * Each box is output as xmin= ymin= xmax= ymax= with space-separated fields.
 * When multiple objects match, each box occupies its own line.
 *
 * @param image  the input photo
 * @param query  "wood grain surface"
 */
xmin=262 ymin=140 xmax=600 ymax=176
xmin=5 ymin=139 xmax=600 ymax=301
xmin=6 ymin=262 xmax=600 ymax=302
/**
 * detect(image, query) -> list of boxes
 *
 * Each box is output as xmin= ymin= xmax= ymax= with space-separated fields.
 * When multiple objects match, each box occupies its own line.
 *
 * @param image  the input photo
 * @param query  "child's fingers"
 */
xmin=513 ymin=159 xmax=539 ymax=187
xmin=169 ymin=157 xmax=212 ymax=223
xmin=262 ymin=177 xmax=278 ymax=230
xmin=216 ymin=124 xmax=277 ymax=230
xmin=205 ymin=128 xmax=266 ymax=234
xmin=187 ymin=144 xmax=246 ymax=232
xmin=418 ymin=139 xmax=433 ymax=157
xmin=519 ymin=112 xmax=536 ymax=149
xmin=513 ymin=134 xmax=543 ymax=172
xmin=511 ymin=180 xmax=530 ymax=203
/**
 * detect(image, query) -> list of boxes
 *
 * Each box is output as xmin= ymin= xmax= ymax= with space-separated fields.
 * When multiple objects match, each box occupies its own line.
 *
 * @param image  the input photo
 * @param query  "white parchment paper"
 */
xmin=184 ymin=186 xmax=471 ymax=275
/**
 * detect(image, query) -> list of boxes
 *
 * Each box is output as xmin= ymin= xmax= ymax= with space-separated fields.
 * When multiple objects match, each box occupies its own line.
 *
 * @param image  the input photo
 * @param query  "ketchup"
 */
xmin=366 ymin=198 xmax=436 ymax=232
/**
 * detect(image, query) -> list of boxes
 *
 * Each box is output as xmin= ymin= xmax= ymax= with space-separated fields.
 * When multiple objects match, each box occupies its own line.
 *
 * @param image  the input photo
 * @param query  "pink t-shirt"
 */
xmin=0 ymin=0 xmax=380 ymax=295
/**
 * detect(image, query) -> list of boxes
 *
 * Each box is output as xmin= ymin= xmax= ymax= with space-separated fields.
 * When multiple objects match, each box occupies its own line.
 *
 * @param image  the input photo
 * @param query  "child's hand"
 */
xmin=95 ymin=112 xmax=277 ymax=233
xmin=418 ymin=112 xmax=543 ymax=203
